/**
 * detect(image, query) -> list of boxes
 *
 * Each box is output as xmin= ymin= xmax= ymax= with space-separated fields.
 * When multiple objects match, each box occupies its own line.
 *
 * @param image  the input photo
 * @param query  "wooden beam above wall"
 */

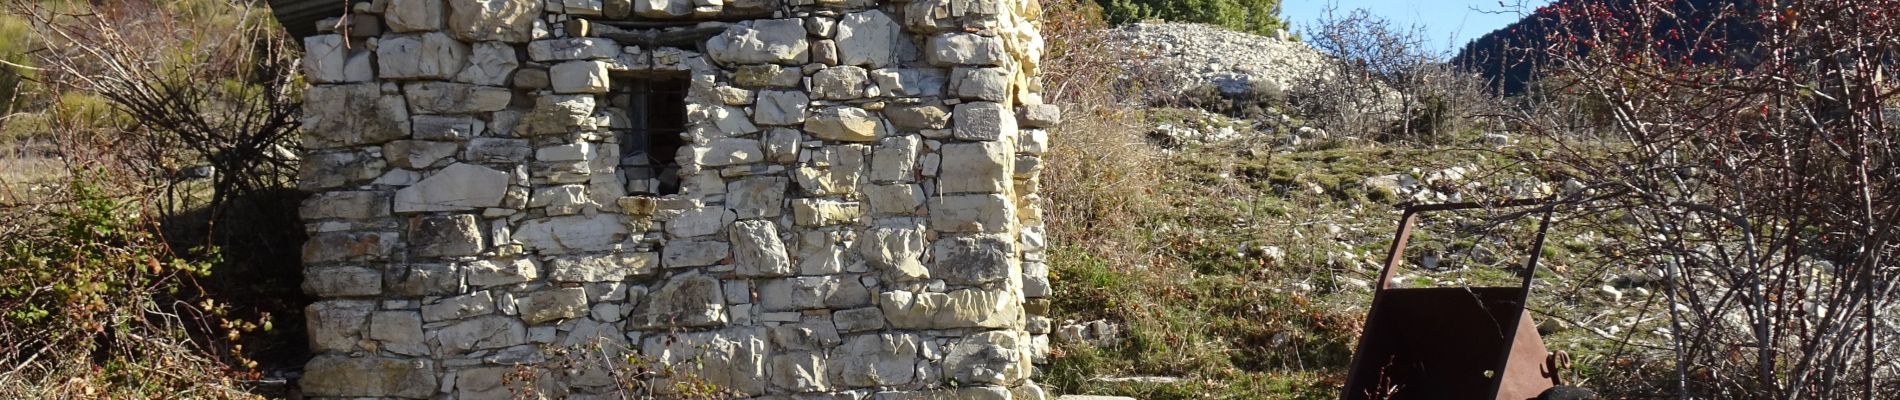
xmin=568 ymin=19 xmax=730 ymax=48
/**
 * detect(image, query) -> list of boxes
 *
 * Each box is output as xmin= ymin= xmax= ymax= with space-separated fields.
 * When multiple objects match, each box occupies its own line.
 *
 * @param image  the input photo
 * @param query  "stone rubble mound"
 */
xmin=1108 ymin=22 xmax=1338 ymax=96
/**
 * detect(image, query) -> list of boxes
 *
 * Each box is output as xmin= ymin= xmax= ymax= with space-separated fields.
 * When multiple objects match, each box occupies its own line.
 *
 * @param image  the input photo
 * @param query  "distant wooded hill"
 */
xmin=1452 ymin=0 xmax=1764 ymax=94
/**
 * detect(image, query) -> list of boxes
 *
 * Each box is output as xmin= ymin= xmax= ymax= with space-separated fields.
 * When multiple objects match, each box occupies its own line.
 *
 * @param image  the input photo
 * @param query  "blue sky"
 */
xmin=1279 ymin=0 xmax=1554 ymax=55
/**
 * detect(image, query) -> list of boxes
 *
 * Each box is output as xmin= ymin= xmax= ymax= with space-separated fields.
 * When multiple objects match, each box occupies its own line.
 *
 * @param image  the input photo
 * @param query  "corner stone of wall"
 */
xmin=295 ymin=0 xmax=1061 ymax=398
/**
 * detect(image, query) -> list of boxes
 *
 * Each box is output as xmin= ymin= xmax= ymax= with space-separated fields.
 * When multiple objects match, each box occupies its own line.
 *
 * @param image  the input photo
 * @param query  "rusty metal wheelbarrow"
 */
xmin=1340 ymin=199 xmax=1574 ymax=400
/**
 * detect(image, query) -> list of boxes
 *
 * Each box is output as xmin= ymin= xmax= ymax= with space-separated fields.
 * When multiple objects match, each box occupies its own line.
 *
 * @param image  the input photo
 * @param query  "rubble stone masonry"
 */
xmin=293 ymin=0 xmax=1058 ymax=397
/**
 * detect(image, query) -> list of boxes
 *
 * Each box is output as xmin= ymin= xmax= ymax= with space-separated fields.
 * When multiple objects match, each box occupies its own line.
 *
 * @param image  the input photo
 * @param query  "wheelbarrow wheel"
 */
xmin=1536 ymin=386 xmax=1596 ymax=400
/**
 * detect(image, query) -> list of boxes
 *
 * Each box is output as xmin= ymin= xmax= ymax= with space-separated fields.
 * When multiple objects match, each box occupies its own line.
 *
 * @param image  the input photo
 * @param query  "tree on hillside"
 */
xmin=1098 ymin=0 xmax=1287 ymax=36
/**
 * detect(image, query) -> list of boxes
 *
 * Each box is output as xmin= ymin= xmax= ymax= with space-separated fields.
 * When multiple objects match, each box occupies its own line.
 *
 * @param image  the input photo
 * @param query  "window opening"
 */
xmin=615 ymin=75 xmax=688 ymax=196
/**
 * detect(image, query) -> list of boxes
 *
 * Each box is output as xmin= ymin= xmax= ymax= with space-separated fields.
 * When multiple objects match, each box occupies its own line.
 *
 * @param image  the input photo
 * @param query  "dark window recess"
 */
xmin=614 ymin=76 xmax=688 ymax=195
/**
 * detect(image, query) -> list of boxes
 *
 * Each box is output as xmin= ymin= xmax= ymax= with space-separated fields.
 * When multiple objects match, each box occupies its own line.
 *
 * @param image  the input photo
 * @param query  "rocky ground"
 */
xmin=1108 ymin=23 xmax=1337 ymax=96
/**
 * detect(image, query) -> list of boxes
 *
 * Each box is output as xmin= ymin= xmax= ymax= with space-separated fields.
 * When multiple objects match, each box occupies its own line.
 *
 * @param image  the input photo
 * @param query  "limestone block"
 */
xmin=812 ymin=39 xmax=840 ymax=65
xmin=931 ymin=234 xmax=1014 ymax=286
xmin=707 ymin=19 xmax=809 ymax=65
xmin=456 ymin=41 xmax=518 ymax=86
xmin=701 ymin=138 xmax=765 ymax=167
xmin=634 ymin=0 xmax=691 ymax=18
xmin=434 ymin=315 xmax=527 ymax=354
xmin=422 ymin=291 xmax=495 ymax=322
xmin=548 ymin=252 xmax=658 ymax=282
xmin=769 ymin=320 xmax=841 ymax=351
xmin=700 ymin=104 xmax=760 ymax=136
xmin=302 ymin=84 xmax=408 ymax=150
xmin=928 ymin=32 xmax=1007 ymax=66
xmin=665 ymin=206 xmax=735 ymax=238
xmin=514 ymin=214 xmax=628 ymax=252
xmin=878 ymin=289 xmax=1020 ymax=329
xmin=812 ymin=66 xmax=871 ymax=100
xmin=864 ymin=184 xmax=923 ymax=216
xmin=528 ymin=185 xmax=589 ymax=215
xmin=641 ymin=328 xmax=767 ymax=395
xmin=525 ymin=94 xmax=597 ymax=135
xmin=465 ymin=257 xmax=540 ymax=286
xmin=805 ymin=106 xmax=886 ymax=142
xmin=378 ymin=33 xmax=468 ymax=80
xmin=754 ymin=90 xmax=810 ymax=125
xmin=1019 ymin=104 xmax=1061 ymax=128
xmin=465 ymin=138 xmax=531 ymax=163
xmin=383 ymin=140 xmax=459 ymax=169
xmin=930 ymin=194 xmax=1012 ymax=233
xmin=536 ymin=142 xmax=593 ymax=162
xmin=403 ymin=82 xmax=510 ymax=114
xmin=454 ymin=367 xmax=516 ymax=399
xmin=303 ymin=35 xmax=374 ymax=83
xmin=629 ymin=272 xmax=727 ymax=328
xmin=953 ymin=101 xmax=1017 ymax=141
xmin=885 ymin=104 xmax=951 ymax=132
xmin=301 ymin=191 xmax=391 ymax=220
xmin=385 ymin=263 xmax=464 ymax=296
xmin=830 ymin=307 xmax=884 ymax=333
xmin=551 ymin=60 xmax=611 ymax=94
xmin=690 ymin=0 xmax=721 ymax=18
xmin=829 ymin=333 xmax=920 ymax=387
xmin=772 ymin=351 xmax=830 ymax=392
xmin=764 ymin=128 xmax=802 ymax=163
xmin=528 ymin=39 xmax=615 ymax=62
xmin=306 ymin=300 xmax=373 ymax=353
xmin=735 ymin=64 xmax=802 ymax=88
xmin=871 ymin=68 xmax=947 ymax=98
xmin=413 ymin=115 xmax=485 ymax=140
xmin=730 ymin=220 xmax=792 ymax=277
xmin=368 ymin=311 xmax=427 ymax=355
xmin=792 ymin=199 xmax=861 ymax=227
xmin=858 ymin=224 xmax=928 ymax=281
xmin=302 ymin=231 xmax=398 ymax=263
xmin=519 ymin=287 xmax=589 ymax=324
xmin=1015 ymin=155 xmax=1042 ymax=178
xmin=394 ymin=163 xmax=509 ymax=212
xmin=408 ymin=214 xmax=484 ymax=257
xmin=512 ymin=67 xmax=550 ymax=89
xmin=951 ymin=67 xmax=1011 ymax=102
xmin=447 ymin=0 xmax=541 ymax=43
xmin=726 ymin=176 xmax=788 ymax=219
xmin=943 ymin=330 xmax=1033 ymax=385
xmin=759 ymin=276 xmax=869 ymax=311
xmin=835 ymin=10 xmax=903 ymax=68
xmin=385 ymin=0 xmax=444 ymax=32
xmin=564 ymin=0 xmax=604 ymax=15
xmin=804 ymin=15 xmax=836 ymax=37
xmin=797 ymin=230 xmax=846 ymax=275
xmin=794 ymin=145 xmax=867 ymax=196
xmin=938 ymin=141 xmax=1013 ymax=194
xmin=603 ymin=0 xmax=632 ymax=17
xmin=870 ymin=135 xmax=921 ymax=183
xmin=662 ymin=237 xmax=730 ymax=268
xmin=1018 ymin=129 xmax=1049 ymax=155
xmin=301 ymin=356 xmax=436 ymax=398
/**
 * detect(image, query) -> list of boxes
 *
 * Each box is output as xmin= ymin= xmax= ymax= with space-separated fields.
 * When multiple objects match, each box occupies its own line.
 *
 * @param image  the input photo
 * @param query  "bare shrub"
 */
xmin=1295 ymin=6 xmax=1501 ymax=143
xmin=1038 ymin=0 xmax=1164 ymax=260
xmin=1514 ymin=0 xmax=1900 ymax=397
xmin=0 ymin=0 xmax=302 ymax=395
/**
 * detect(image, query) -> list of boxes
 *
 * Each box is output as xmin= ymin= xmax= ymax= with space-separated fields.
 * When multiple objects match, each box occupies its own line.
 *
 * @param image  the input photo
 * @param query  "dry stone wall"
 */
xmin=294 ymin=0 xmax=1058 ymax=398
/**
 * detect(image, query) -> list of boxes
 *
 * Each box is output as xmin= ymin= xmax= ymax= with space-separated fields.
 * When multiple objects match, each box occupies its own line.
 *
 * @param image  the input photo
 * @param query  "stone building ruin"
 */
xmin=285 ymin=0 xmax=1059 ymax=397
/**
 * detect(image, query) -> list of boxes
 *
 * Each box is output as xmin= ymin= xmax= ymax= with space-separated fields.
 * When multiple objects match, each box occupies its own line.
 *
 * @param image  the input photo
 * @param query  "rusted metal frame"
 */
xmin=1343 ymin=197 xmax=1558 ymax=400
xmin=1483 ymin=205 xmax=1558 ymax=399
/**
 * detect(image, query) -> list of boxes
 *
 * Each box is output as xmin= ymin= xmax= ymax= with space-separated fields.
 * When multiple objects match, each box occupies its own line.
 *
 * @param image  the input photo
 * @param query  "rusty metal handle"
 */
xmin=1373 ymin=197 xmax=1557 ymax=292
